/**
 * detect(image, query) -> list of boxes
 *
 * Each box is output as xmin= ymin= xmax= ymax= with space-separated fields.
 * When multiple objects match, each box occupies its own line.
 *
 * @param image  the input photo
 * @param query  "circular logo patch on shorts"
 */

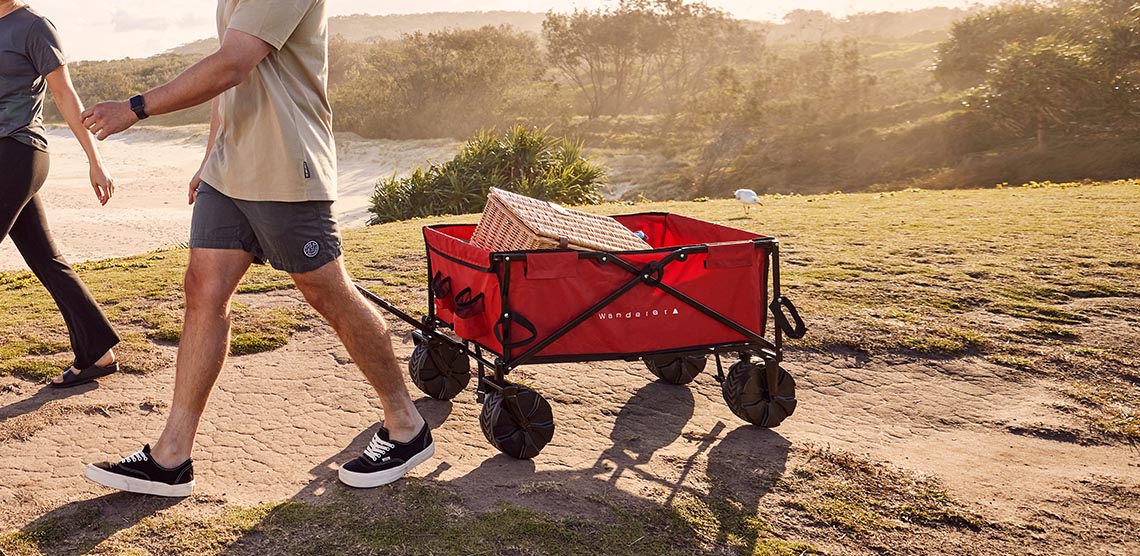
xmin=303 ymin=240 xmax=320 ymax=258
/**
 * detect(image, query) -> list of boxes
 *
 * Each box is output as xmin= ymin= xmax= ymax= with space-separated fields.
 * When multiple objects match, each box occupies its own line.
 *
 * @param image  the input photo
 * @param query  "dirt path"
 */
xmin=1 ymin=287 xmax=1137 ymax=553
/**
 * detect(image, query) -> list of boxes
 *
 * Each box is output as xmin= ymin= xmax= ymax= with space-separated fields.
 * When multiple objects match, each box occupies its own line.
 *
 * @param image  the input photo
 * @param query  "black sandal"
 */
xmin=49 ymin=362 xmax=119 ymax=389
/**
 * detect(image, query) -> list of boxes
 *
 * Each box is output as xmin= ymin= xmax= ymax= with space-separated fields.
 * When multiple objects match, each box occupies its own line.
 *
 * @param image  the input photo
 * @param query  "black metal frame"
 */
xmin=356 ymin=221 xmax=806 ymax=403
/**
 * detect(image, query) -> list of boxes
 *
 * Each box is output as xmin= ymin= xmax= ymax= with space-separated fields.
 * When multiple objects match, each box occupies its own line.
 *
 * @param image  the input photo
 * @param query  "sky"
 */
xmin=23 ymin=0 xmax=994 ymax=61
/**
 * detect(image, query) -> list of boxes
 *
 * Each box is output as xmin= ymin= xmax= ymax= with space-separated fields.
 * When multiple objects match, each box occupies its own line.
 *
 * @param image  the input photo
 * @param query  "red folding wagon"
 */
xmin=356 ymin=212 xmax=806 ymax=459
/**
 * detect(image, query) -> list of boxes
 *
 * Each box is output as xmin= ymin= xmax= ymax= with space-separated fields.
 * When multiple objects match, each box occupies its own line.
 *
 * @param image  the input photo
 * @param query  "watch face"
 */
xmin=130 ymin=95 xmax=147 ymax=118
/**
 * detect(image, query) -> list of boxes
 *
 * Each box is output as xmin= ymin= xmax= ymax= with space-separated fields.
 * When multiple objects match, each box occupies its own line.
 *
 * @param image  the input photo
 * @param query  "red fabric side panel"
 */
xmin=612 ymin=213 xmax=765 ymax=248
xmin=526 ymin=251 xmax=579 ymax=280
xmin=504 ymin=245 xmax=768 ymax=358
xmin=423 ymin=215 xmax=772 ymax=359
xmin=612 ymin=214 xmax=668 ymax=248
xmin=425 ymin=225 xmax=502 ymax=352
xmin=706 ymin=242 xmax=756 ymax=269
xmin=661 ymin=213 xmax=761 ymax=245
xmin=424 ymin=225 xmax=488 ymax=269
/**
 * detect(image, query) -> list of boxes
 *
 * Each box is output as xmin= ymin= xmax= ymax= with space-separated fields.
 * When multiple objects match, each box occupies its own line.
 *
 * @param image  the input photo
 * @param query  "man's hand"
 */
xmin=90 ymin=163 xmax=115 ymax=205
xmin=189 ymin=166 xmax=204 ymax=205
xmin=81 ymin=101 xmax=139 ymax=140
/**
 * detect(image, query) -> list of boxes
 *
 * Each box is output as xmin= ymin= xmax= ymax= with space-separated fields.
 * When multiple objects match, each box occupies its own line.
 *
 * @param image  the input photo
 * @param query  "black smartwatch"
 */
xmin=129 ymin=94 xmax=149 ymax=120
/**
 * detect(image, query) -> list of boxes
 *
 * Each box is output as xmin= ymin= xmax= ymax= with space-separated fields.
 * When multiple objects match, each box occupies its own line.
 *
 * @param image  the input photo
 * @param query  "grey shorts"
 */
xmin=189 ymin=183 xmax=343 ymax=274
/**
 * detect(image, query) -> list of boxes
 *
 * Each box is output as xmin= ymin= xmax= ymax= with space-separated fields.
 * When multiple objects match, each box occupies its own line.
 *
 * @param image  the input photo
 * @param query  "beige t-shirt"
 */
xmin=200 ymin=0 xmax=336 ymax=202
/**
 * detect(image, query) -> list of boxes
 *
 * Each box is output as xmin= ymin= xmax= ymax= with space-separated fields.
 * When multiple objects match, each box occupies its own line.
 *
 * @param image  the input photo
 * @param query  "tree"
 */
xmin=543 ymin=0 xmax=754 ymax=119
xmin=935 ymin=2 xmax=1072 ymax=90
xmin=971 ymin=38 xmax=1098 ymax=149
xmin=331 ymin=26 xmax=551 ymax=139
xmin=1084 ymin=0 xmax=1140 ymax=125
xmin=639 ymin=0 xmax=755 ymax=115
xmin=781 ymin=9 xmax=836 ymax=42
xmin=328 ymin=35 xmax=366 ymax=87
xmin=543 ymin=4 xmax=662 ymax=119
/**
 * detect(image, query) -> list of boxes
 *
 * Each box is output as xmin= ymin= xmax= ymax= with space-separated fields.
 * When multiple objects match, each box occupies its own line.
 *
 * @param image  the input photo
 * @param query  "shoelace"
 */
xmin=363 ymin=435 xmax=396 ymax=461
xmin=120 ymin=450 xmax=148 ymax=464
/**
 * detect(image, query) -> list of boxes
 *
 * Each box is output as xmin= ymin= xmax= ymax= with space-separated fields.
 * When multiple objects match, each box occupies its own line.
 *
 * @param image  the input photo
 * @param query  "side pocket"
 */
xmin=452 ymin=287 xmax=489 ymax=339
xmin=431 ymin=271 xmax=455 ymax=312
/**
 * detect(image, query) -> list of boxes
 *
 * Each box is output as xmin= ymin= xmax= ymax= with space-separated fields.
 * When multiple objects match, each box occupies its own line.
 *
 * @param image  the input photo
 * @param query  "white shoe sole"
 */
xmin=84 ymin=464 xmax=195 ymax=497
xmin=337 ymin=442 xmax=436 ymax=488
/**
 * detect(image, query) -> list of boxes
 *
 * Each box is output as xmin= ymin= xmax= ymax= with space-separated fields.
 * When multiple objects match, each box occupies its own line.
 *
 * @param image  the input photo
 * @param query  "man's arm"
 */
xmin=81 ymin=29 xmax=273 ymax=141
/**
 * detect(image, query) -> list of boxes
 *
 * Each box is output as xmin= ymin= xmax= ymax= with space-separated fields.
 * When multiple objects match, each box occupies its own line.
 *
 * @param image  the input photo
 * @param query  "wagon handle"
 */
xmin=495 ymin=312 xmax=538 ymax=349
xmin=770 ymin=296 xmax=807 ymax=339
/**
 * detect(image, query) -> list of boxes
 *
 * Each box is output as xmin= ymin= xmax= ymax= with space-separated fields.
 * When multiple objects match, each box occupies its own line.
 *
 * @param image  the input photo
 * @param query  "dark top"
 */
xmin=0 ymin=6 xmax=66 ymax=152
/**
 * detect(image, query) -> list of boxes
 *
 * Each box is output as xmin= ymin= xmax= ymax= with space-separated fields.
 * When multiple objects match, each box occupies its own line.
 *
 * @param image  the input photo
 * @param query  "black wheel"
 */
xmin=644 ymin=353 xmax=707 ymax=385
xmin=721 ymin=358 xmax=797 ymax=427
xmin=647 ymin=353 xmax=706 ymax=385
xmin=479 ymin=384 xmax=555 ymax=459
xmin=408 ymin=330 xmax=470 ymax=400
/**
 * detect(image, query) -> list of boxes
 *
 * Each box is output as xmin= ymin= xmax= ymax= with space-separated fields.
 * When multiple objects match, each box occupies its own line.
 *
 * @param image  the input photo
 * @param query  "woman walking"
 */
xmin=1 ymin=1 xmax=119 ymax=387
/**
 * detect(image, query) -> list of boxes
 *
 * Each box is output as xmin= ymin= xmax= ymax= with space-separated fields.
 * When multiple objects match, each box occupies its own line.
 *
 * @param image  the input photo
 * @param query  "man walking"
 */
xmin=80 ymin=0 xmax=433 ymax=496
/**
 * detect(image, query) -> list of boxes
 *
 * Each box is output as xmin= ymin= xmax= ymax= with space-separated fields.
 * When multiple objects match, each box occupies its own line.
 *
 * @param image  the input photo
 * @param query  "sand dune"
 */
xmin=0 ymin=126 xmax=460 ymax=271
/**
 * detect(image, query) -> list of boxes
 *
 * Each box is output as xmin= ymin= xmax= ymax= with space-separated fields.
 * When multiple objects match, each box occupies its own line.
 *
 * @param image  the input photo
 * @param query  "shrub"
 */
xmin=368 ymin=126 xmax=606 ymax=224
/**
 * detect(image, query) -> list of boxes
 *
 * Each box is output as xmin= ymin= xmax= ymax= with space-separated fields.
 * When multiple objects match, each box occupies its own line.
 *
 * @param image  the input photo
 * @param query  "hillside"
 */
xmin=165 ymin=8 xmax=959 ymax=55
xmin=165 ymin=12 xmax=549 ymax=56
xmin=72 ymin=3 xmax=1139 ymax=203
xmin=1 ymin=181 xmax=1138 ymax=555
xmin=754 ymin=6 xmax=968 ymax=43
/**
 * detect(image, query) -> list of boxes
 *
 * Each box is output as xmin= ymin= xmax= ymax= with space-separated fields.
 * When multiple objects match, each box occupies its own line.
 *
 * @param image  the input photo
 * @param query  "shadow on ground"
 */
xmin=213 ymin=378 xmax=791 ymax=555
xmin=9 ymin=493 xmax=179 ymax=555
xmin=0 ymin=382 xmax=99 ymax=422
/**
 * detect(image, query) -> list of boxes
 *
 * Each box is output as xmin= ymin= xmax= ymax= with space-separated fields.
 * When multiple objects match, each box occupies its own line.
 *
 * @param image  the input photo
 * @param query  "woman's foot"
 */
xmin=51 ymin=349 xmax=117 ymax=387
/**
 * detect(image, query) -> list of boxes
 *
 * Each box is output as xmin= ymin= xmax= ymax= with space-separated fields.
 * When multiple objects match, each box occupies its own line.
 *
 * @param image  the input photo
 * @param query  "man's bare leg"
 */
xmin=290 ymin=257 xmax=424 ymax=441
xmin=149 ymin=248 xmax=253 ymax=468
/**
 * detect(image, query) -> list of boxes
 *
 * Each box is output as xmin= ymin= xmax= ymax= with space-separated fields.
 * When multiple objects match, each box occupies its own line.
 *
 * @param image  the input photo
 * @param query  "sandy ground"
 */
xmin=0 ymin=126 xmax=460 ymax=271
xmin=1 ymin=291 xmax=1137 ymax=554
xmin=3 ymin=133 xmax=1137 ymax=553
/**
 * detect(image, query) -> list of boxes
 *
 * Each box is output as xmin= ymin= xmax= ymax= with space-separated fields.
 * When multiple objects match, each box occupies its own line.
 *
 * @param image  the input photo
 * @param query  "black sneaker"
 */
xmin=84 ymin=444 xmax=195 ymax=497
xmin=338 ymin=423 xmax=435 ymax=488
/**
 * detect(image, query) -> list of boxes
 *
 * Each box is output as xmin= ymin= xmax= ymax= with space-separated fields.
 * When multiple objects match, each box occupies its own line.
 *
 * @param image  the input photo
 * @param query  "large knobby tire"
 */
xmin=408 ymin=331 xmax=470 ymax=400
xmin=480 ymin=385 xmax=555 ymax=459
xmin=721 ymin=359 xmax=797 ymax=427
xmin=645 ymin=353 xmax=707 ymax=385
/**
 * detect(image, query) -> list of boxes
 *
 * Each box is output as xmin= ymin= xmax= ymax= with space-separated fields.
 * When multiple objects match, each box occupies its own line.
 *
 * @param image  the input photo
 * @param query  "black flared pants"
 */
xmin=0 ymin=137 xmax=119 ymax=369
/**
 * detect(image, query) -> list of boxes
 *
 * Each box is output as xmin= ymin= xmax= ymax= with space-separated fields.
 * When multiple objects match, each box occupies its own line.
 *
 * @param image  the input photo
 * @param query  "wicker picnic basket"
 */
xmin=470 ymin=188 xmax=651 ymax=252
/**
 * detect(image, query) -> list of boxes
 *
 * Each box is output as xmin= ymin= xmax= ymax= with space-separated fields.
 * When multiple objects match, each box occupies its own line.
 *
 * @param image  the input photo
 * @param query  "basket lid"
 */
xmin=488 ymin=188 xmax=650 ymax=251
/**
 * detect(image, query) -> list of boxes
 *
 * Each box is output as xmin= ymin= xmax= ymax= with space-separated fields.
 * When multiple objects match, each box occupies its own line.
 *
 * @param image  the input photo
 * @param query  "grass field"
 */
xmin=1 ymin=180 xmax=1137 ymax=555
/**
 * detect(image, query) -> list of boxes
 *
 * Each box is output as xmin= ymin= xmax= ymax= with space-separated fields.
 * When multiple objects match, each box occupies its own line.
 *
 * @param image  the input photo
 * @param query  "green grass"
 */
xmin=229 ymin=306 xmax=311 ymax=356
xmin=776 ymin=446 xmax=985 ymax=536
xmin=0 ymin=480 xmax=824 ymax=556
xmin=0 ymin=446 xmax=981 ymax=555
xmin=3 ymin=180 xmax=1137 ymax=434
xmin=0 ymin=251 xmax=317 ymax=382
xmin=4 ymin=180 xmax=1136 ymax=552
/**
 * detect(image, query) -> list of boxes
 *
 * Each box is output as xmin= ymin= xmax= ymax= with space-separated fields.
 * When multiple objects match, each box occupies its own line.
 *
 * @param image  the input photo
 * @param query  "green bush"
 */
xmin=368 ymin=126 xmax=606 ymax=224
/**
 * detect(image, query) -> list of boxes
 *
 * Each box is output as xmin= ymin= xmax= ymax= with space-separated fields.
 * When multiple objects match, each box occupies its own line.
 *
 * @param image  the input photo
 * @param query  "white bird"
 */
xmin=734 ymin=188 xmax=763 ymax=215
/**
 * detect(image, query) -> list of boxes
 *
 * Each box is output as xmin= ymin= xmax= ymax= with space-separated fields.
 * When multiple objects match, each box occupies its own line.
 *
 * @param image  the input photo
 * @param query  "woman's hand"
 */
xmin=90 ymin=163 xmax=114 ymax=205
